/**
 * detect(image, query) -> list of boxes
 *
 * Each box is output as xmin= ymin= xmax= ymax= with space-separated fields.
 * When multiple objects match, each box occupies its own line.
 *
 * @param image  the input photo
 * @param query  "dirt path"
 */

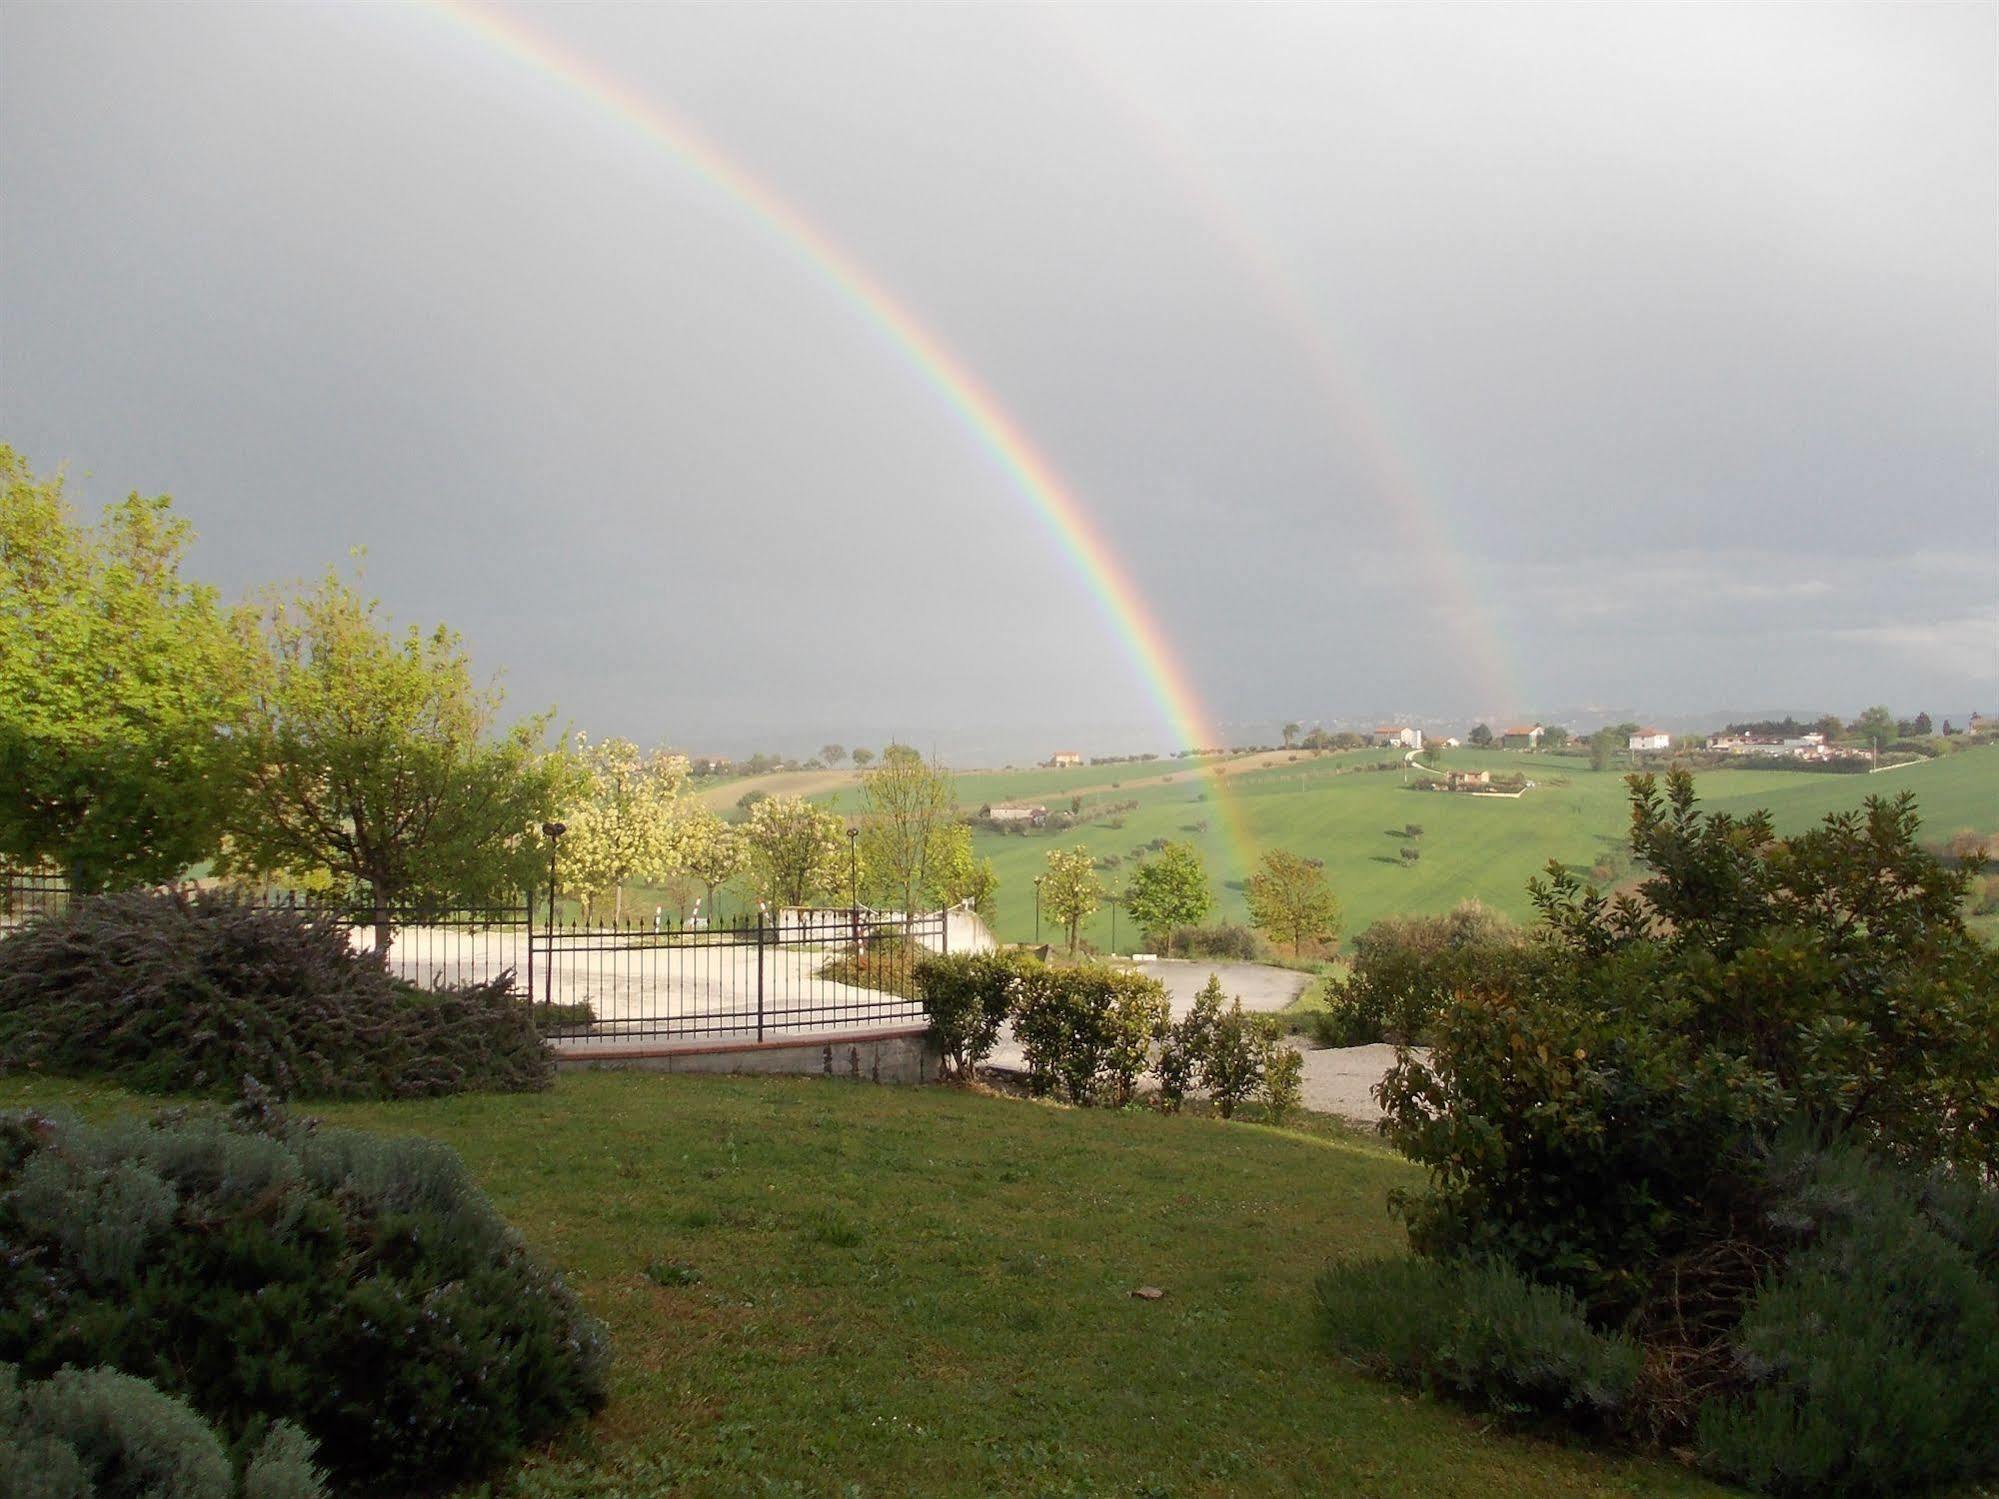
xmin=695 ymin=768 xmax=860 ymax=811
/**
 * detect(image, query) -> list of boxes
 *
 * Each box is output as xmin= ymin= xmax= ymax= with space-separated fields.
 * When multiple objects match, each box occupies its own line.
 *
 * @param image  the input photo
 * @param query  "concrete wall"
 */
xmin=556 ymin=1027 xmax=939 ymax=1085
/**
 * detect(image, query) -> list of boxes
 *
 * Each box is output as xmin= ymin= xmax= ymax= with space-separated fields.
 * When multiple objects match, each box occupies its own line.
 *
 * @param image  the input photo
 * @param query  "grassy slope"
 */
xmin=0 ymin=1071 xmax=1724 ymax=1499
xmin=965 ymin=746 xmax=1999 ymax=948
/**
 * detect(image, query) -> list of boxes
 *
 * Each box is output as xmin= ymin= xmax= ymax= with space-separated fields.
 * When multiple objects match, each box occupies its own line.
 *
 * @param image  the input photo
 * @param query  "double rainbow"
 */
xmin=425 ymin=0 xmax=1264 ymax=878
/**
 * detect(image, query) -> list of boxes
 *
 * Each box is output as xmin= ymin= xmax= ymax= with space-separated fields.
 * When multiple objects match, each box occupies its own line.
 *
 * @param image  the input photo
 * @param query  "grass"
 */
xmin=0 ymin=1070 xmax=1729 ymax=1498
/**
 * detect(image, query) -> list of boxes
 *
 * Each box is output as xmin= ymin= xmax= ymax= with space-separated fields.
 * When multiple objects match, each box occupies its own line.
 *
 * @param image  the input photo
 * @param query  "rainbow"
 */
xmin=1048 ymin=17 xmax=1526 ymax=719
xmin=421 ymin=0 xmax=1266 ymax=878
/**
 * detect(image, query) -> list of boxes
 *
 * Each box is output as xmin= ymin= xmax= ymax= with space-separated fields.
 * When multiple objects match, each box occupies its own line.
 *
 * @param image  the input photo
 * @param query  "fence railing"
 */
xmin=1 ymin=868 xmax=946 ymax=1048
xmin=527 ymin=909 xmax=946 ymax=1045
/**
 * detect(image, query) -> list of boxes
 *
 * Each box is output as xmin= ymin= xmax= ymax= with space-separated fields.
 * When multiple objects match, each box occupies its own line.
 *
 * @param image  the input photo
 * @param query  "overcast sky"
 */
xmin=4 ymin=2 xmax=1994 ymax=758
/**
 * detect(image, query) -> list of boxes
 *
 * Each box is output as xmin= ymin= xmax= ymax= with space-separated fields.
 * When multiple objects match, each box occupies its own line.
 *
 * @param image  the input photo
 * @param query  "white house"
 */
xmin=1628 ymin=727 xmax=1672 ymax=752
xmin=1500 ymin=724 xmax=1544 ymax=749
xmin=1049 ymin=750 xmax=1084 ymax=768
xmin=1372 ymin=725 xmax=1424 ymax=749
xmin=986 ymin=804 xmax=1047 ymax=826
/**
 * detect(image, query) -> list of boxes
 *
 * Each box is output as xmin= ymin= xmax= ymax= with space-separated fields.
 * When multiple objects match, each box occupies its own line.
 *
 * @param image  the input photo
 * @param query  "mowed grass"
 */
xmin=968 ymin=746 xmax=1999 ymax=948
xmin=0 ymin=1071 xmax=1727 ymax=1498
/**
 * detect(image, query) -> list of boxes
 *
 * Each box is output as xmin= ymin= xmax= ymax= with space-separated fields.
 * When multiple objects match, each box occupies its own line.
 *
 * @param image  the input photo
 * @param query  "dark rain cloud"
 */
xmin=3 ymin=2 xmax=1993 ymax=757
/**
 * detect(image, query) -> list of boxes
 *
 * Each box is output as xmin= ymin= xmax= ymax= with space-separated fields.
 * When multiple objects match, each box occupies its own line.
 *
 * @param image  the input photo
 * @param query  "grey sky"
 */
xmin=4 ymin=1 xmax=1994 ymax=759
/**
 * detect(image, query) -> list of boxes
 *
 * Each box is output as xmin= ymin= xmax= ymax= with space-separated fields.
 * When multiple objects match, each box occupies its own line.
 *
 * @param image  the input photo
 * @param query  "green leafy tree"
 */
xmin=223 ymin=567 xmax=571 ymax=950
xmin=0 ymin=449 xmax=246 ymax=890
xmin=1042 ymin=845 xmax=1103 ymax=953
xmin=1853 ymin=704 xmax=1898 ymax=746
xmin=922 ymin=821 xmax=998 ymax=921
xmin=741 ymin=794 xmax=845 ymax=908
xmin=1244 ymin=849 xmax=1341 ymax=956
xmin=1813 ymin=714 xmax=1844 ymax=740
xmin=819 ymin=744 xmax=846 ymax=767
xmin=857 ymin=743 xmax=952 ymax=914
xmin=850 ymin=747 xmax=874 ymax=768
xmin=560 ymin=737 xmax=691 ymax=921
xmin=1469 ymin=723 xmax=1494 ymax=747
xmin=1588 ymin=727 xmax=1622 ymax=771
xmin=678 ymin=809 xmax=746 ymax=921
xmin=1123 ymin=840 xmax=1212 ymax=950
xmin=1541 ymin=725 xmax=1571 ymax=750
xmin=1282 ymin=722 xmax=1300 ymax=748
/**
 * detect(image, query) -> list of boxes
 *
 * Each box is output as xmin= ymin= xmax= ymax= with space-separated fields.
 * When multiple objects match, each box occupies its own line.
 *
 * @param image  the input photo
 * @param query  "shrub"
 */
xmin=1010 ymin=963 xmax=1168 ymax=1105
xmin=1321 ymin=902 xmax=1523 ymax=1046
xmin=0 ymin=1102 xmax=610 ymax=1491
xmin=1162 ymin=922 xmax=1267 ymax=960
xmin=1156 ymin=976 xmax=1300 ymax=1120
xmin=0 ymin=1363 xmax=326 ymax=1499
xmin=1379 ymin=776 xmax=1999 ymax=1314
xmin=1318 ymin=1257 xmax=1642 ymax=1424
xmin=914 ymin=949 xmax=1022 ymax=1080
xmin=817 ymin=931 xmax=919 ymax=999
xmin=1692 ymin=1142 xmax=1999 ymax=1498
xmin=0 ymin=890 xmax=552 ymax=1101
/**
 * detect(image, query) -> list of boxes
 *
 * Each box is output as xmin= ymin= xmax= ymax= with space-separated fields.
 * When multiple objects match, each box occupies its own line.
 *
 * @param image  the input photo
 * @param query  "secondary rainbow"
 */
xmin=422 ymin=0 xmax=1265 ymax=875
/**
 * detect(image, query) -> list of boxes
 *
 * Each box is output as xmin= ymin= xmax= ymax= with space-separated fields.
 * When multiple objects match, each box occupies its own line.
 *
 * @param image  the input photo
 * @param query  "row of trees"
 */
xmin=1033 ymin=837 xmax=1341 ymax=957
xmin=1 ymin=451 xmax=999 ymax=940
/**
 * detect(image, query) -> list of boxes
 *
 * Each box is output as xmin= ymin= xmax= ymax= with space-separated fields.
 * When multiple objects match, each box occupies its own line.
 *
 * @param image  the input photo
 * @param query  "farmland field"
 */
xmin=662 ymin=744 xmax=1996 ymax=948
xmin=956 ymin=744 xmax=1999 ymax=949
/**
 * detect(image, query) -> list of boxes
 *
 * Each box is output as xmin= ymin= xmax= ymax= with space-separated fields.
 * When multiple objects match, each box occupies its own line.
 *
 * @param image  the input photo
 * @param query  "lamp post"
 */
xmin=1033 ymin=875 xmax=1043 ymax=945
xmin=848 ymin=826 xmax=861 ymax=950
xmin=539 ymin=821 xmax=565 ymax=1013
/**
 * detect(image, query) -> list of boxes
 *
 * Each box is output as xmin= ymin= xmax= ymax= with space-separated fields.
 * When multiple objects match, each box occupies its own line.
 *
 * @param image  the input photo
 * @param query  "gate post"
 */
xmin=755 ymin=909 xmax=766 ymax=1043
xmin=524 ymin=886 xmax=535 ymax=1010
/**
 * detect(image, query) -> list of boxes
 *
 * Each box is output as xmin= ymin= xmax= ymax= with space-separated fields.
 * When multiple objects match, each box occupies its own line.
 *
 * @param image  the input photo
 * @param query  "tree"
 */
xmin=850 ymin=748 xmax=874 ymax=769
xmin=560 ymin=736 xmax=691 ymax=921
xmin=1469 ymin=723 xmax=1494 ymax=747
xmin=741 ymin=794 xmax=845 ymax=908
xmin=1243 ymin=849 xmax=1341 ymax=956
xmin=923 ymin=821 xmax=998 ymax=921
xmin=1813 ymin=714 xmax=1844 ymax=740
xmin=225 ymin=567 xmax=571 ymax=950
xmin=1282 ymin=722 xmax=1300 ymax=748
xmin=1854 ymin=705 xmax=1898 ymax=747
xmin=1541 ymin=725 xmax=1571 ymax=750
xmin=1911 ymin=711 xmax=1934 ymax=737
xmin=678 ymin=809 xmax=746 ymax=921
xmin=1123 ymin=840 xmax=1212 ymax=949
xmin=820 ymin=744 xmax=846 ymax=767
xmin=1042 ymin=846 xmax=1102 ymax=953
xmin=1588 ymin=727 xmax=1622 ymax=772
xmin=856 ymin=744 xmax=953 ymax=914
xmin=0 ymin=449 xmax=246 ymax=890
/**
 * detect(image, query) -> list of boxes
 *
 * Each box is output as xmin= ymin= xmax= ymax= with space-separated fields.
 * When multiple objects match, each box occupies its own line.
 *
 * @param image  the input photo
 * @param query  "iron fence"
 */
xmin=527 ymin=908 xmax=947 ymax=1045
xmin=0 ymin=868 xmax=70 ymax=931
xmin=0 ymin=867 xmax=946 ymax=1047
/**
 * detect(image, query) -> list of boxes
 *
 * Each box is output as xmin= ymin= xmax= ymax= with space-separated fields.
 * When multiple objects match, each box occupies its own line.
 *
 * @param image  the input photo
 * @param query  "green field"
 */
xmin=953 ymin=745 xmax=1999 ymax=950
xmin=0 ymin=1071 xmax=1724 ymax=1498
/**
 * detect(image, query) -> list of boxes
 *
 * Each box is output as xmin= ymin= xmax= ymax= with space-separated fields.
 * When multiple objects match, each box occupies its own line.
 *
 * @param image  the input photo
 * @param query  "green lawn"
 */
xmin=968 ymin=746 xmax=1999 ymax=949
xmin=0 ymin=1071 xmax=1728 ymax=1498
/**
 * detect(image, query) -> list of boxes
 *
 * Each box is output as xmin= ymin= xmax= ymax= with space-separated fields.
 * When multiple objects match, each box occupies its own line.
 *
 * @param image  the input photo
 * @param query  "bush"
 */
xmin=0 ymin=890 xmax=552 ymax=1101
xmin=1379 ymin=776 xmax=1999 ymax=1314
xmin=0 ymin=1363 xmax=325 ymax=1498
xmin=0 ymin=1101 xmax=610 ymax=1491
xmin=1691 ymin=1142 xmax=1999 ymax=1497
xmin=1010 ymin=963 xmax=1168 ymax=1105
xmin=914 ymin=949 xmax=1022 ymax=1080
xmin=817 ymin=931 xmax=919 ymax=999
xmin=1321 ymin=902 xmax=1523 ymax=1046
xmin=1317 ymin=1257 xmax=1642 ymax=1424
xmin=1161 ymin=922 xmax=1267 ymax=960
xmin=1156 ymin=976 xmax=1300 ymax=1120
